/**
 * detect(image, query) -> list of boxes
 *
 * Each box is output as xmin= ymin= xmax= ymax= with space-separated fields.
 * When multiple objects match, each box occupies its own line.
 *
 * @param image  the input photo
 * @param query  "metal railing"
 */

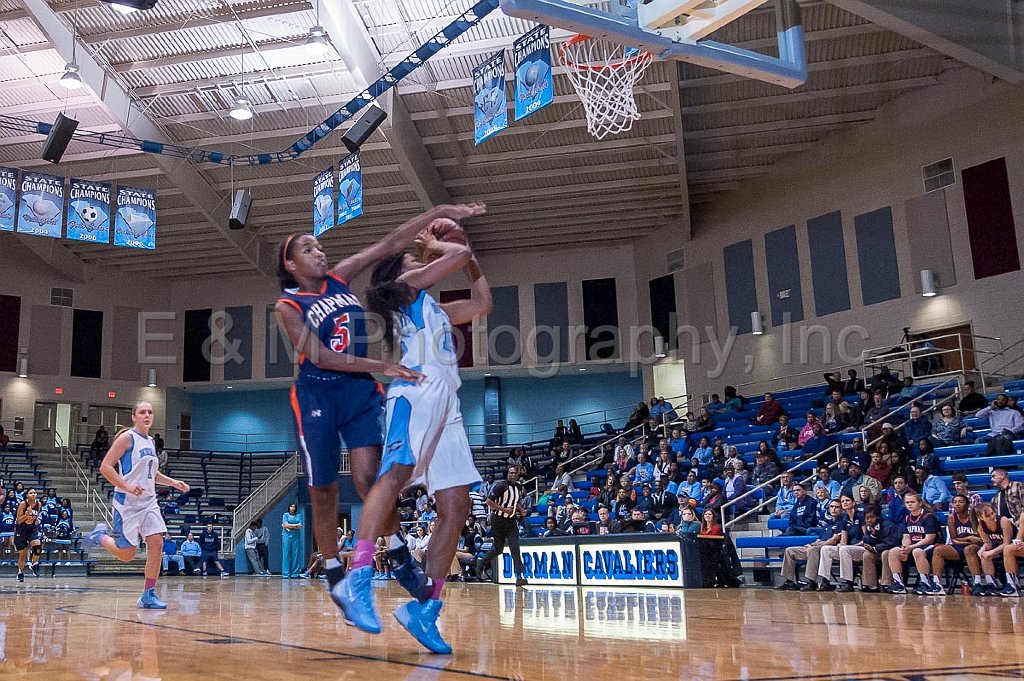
xmin=55 ymin=431 xmax=111 ymax=525
xmin=462 ymin=392 xmax=690 ymax=446
xmin=720 ymin=377 xmax=960 ymax=530
xmin=725 ymin=331 xmax=1000 ymax=405
xmin=229 ymin=453 xmax=299 ymax=551
xmin=519 ymin=396 xmax=696 ymax=500
xmin=981 ymin=336 xmax=1024 ymax=385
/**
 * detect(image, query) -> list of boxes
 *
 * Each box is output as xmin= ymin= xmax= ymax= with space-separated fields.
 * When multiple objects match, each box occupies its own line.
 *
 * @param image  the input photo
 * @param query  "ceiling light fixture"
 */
xmin=59 ymin=63 xmax=83 ymax=89
xmin=229 ymin=97 xmax=253 ymax=121
xmin=305 ymin=25 xmax=331 ymax=56
xmin=99 ymin=0 xmax=158 ymax=13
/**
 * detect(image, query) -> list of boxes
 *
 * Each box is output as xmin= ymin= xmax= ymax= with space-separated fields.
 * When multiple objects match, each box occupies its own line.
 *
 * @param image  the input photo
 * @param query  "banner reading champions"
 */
xmin=114 ymin=186 xmax=157 ymax=250
xmin=313 ymin=166 xmax=335 ymax=237
xmin=336 ymin=153 xmax=363 ymax=227
xmin=0 ymin=167 xmax=16 ymax=232
xmin=473 ymin=50 xmax=508 ymax=145
xmin=513 ymin=25 xmax=553 ymax=121
xmin=16 ymin=171 xmax=64 ymax=238
xmin=67 ymin=178 xmax=111 ymax=244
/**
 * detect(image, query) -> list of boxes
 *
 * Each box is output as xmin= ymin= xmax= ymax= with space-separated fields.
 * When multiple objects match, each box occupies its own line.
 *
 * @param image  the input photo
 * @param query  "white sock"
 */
xmin=1006 ymin=572 xmax=1018 ymax=586
xmin=974 ymin=576 xmax=982 ymax=584
xmin=893 ymin=575 xmax=904 ymax=585
xmin=932 ymin=575 xmax=942 ymax=587
xmin=985 ymin=575 xmax=995 ymax=585
xmin=387 ymin=534 xmax=406 ymax=551
xmin=325 ymin=558 xmax=342 ymax=570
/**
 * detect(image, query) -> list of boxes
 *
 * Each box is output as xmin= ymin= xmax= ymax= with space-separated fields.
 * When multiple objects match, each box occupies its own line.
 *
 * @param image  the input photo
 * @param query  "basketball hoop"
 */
xmin=559 ymin=34 xmax=653 ymax=140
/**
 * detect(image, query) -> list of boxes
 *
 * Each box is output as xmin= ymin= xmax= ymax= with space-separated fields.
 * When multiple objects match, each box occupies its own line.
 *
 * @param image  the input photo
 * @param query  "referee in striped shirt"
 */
xmin=476 ymin=465 xmax=528 ymax=586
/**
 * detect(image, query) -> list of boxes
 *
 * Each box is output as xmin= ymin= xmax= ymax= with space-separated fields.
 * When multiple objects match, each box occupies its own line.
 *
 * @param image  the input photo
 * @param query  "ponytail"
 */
xmin=365 ymin=253 xmax=415 ymax=353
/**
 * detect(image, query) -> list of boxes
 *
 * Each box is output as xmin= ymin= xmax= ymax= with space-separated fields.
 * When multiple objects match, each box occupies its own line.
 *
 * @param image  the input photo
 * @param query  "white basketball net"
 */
xmin=560 ymin=36 xmax=653 ymax=140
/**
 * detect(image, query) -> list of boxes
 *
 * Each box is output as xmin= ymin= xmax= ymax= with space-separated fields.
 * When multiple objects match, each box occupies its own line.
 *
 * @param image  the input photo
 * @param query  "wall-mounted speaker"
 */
xmin=341 ymin=105 xmax=387 ymax=153
xmin=41 ymin=113 xmax=79 ymax=164
xmin=229 ymin=189 xmax=252 ymax=230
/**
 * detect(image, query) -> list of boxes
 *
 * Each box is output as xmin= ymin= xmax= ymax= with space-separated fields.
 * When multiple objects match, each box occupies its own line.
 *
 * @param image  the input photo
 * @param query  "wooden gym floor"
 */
xmin=1 ymin=577 xmax=1023 ymax=680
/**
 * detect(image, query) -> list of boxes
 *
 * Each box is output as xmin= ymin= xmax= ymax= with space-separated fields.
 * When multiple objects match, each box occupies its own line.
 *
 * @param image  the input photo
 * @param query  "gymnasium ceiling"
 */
xmin=0 ymin=0 xmax=1015 ymax=280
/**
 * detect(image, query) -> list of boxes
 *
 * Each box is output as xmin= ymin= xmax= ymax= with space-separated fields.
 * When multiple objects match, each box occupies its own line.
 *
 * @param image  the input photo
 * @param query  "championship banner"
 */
xmin=16 ymin=171 xmax=64 ymax=238
xmin=473 ymin=50 xmax=508 ymax=145
xmin=113 ymin=186 xmax=157 ymax=250
xmin=0 ymin=167 xmax=16 ymax=232
xmin=513 ymin=25 xmax=553 ymax=121
xmin=67 ymin=178 xmax=111 ymax=244
xmin=336 ymin=153 xmax=363 ymax=227
xmin=313 ymin=166 xmax=334 ymax=237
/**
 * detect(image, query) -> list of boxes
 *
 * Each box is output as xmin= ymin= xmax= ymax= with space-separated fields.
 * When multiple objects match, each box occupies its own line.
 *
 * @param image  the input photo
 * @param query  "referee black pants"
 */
xmin=479 ymin=516 xmax=525 ymax=580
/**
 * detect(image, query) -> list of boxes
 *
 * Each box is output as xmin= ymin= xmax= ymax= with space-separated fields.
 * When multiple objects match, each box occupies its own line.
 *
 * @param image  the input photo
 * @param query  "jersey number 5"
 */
xmin=330 ymin=313 xmax=350 ymax=353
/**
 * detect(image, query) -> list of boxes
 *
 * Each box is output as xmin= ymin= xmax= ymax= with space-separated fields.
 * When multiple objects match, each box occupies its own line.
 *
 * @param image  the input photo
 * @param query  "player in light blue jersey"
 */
xmin=82 ymin=402 xmax=190 ymax=609
xmin=335 ymin=214 xmax=492 ymax=653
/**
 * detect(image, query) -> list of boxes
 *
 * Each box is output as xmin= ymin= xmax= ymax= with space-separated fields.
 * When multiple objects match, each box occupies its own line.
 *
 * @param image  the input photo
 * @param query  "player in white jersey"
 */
xmin=336 ymin=214 xmax=492 ymax=653
xmin=82 ymin=402 xmax=190 ymax=609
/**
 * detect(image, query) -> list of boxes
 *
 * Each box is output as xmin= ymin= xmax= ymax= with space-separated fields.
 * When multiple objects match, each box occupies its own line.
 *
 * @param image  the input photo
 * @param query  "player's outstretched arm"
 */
xmin=441 ymin=255 xmax=492 ymax=326
xmin=99 ymin=433 xmax=144 ymax=497
xmin=273 ymin=301 xmax=423 ymax=383
xmin=331 ymin=202 xmax=486 ymax=282
xmin=398 ymin=240 xmax=472 ymax=292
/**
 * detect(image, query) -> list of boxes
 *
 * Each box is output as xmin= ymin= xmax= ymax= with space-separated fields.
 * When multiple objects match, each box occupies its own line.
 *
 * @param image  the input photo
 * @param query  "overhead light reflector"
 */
xmin=305 ymin=25 xmax=332 ymax=56
xmin=59 ymin=63 xmax=83 ymax=90
xmin=229 ymin=97 xmax=254 ymax=121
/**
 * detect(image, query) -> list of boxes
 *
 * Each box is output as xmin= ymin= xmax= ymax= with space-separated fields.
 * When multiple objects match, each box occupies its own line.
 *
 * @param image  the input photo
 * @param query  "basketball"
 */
xmin=429 ymin=218 xmax=467 ymax=245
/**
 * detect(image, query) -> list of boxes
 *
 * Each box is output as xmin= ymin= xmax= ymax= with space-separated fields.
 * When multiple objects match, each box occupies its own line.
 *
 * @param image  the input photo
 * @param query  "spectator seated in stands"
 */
xmin=706 ymin=394 xmax=726 ymax=414
xmin=89 ymin=425 xmax=109 ymax=463
xmin=673 ymin=507 xmax=700 ymax=537
xmin=549 ymin=419 xmax=566 ymax=450
xmin=754 ymin=392 xmax=785 ymax=425
xmin=869 ymin=366 xmax=901 ymax=399
xmin=644 ymin=418 xmax=667 ymax=449
xmin=634 ymin=485 xmax=653 ymax=518
xmin=951 ymin=472 xmax=982 ymax=510
xmin=702 ymin=482 xmax=726 ymax=516
xmin=773 ymin=415 xmax=799 ymax=452
xmin=699 ymin=509 xmax=723 ymax=537
xmin=12 ymin=483 xmax=25 ymax=503
xmin=957 ymin=380 xmax=988 ymax=415
xmin=692 ymin=407 xmax=715 ymax=433
xmin=812 ymin=485 xmax=831 ymax=527
xmin=877 ymin=423 xmax=907 ymax=464
xmin=840 ymin=461 xmax=882 ymax=504
xmin=198 ymin=523 xmax=229 ymax=577
xmin=842 ymin=436 xmax=870 ymax=471
xmin=931 ymin=403 xmax=967 ymax=447
xmin=630 ymin=451 xmax=656 ymax=487
xmin=864 ymin=391 xmax=890 ymax=432
xmin=915 ymin=466 xmax=951 ymax=512
xmin=781 ymin=482 xmax=820 ymax=536
xmin=914 ymin=438 xmax=938 ymax=473
xmin=777 ymin=498 xmax=843 ymax=591
xmin=677 ymin=470 xmax=701 ymax=500
xmin=566 ymin=419 xmax=584 ymax=446
xmin=722 ymin=465 xmax=748 ymax=516
xmin=692 ymin=437 xmax=713 ymax=474
xmin=181 ymin=532 xmax=202 ymax=574
xmin=649 ymin=479 xmax=674 ymax=523
xmin=971 ymin=394 xmax=1024 ymax=453
xmin=813 ymin=466 xmax=840 ymax=501
xmin=161 ymin=533 xmax=185 ymax=575
xmin=542 ymin=516 xmax=567 ymax=537
xmin=896 ymin=377 xmax=921 ymax=404
xmin=723 ymin=386 xmax=746 ymax=413
xmin=53 ymin=511 xmax=75 ymax=563
xmin=801 ymin=423 xmax=834 ymax=457
xmin=751 ymin=446 xmax=779 ymax=494
xmin=866 ymin=446 xmax=895 ymax=489
xmin=903 ymin=404 xmax=931 ymax=445
xmin=507 ymin=448 xmax=533 ymax=478
xmin=653 ymin=448 xmax=673 ymax=481
xmin=614 ymin=508 xmax=656 ymax=534
xmin=611 ymin=489 xmax=633 ymax=521
xmin=798 ymin=412 xmax=819 ymax=448
xmin=773 ymin=472 xmax=796 ymax=519
xmin=883 ymin=474 xmax=911 ymax=525
xmin=548 ymin=464 xmax=572 ymax=492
